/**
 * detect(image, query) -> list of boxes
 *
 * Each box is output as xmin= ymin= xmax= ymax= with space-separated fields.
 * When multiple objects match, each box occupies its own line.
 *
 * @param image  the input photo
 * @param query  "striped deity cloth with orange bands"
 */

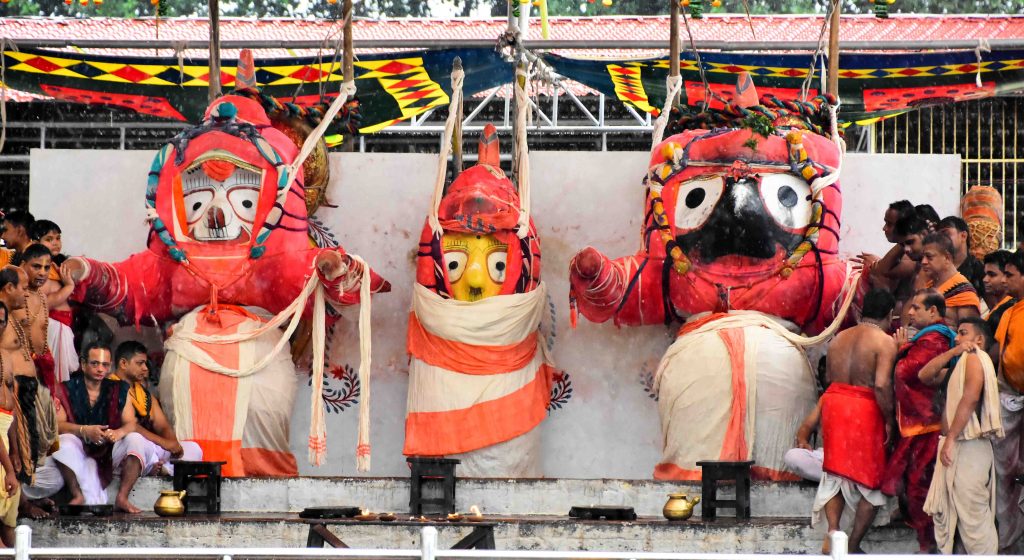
xmin=403 ymin=283 xmax=553 ymax=476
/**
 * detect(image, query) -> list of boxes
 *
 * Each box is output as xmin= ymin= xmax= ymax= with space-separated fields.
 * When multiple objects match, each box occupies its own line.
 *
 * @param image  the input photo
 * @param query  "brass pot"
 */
xmin=663 ymin=492 xmax=700 ymax=521
xmin=154 ymin=490 xmax=186 ymax=517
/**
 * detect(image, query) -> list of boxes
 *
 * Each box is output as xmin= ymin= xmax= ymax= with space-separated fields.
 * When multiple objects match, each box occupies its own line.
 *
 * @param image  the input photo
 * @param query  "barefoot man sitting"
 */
xmin=812 ymin=288 xmax=897 ymax=553
xmin=51 ymin=342 xmax=145 ymax=513
xmin=109 ymin=341 xmax=202 ymax=475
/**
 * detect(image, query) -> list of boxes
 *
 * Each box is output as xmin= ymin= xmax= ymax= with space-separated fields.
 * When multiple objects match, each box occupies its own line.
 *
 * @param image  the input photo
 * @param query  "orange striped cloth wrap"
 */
xmin=934 ymin=273 xmax=981 ymax=311
xmin=403 ymin=282 xmax=553 ymax=474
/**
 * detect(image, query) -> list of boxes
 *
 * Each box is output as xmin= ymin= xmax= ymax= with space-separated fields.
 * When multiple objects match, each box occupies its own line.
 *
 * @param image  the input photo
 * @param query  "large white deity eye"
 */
xmin=673 ymin=176 xmax=725 ymax=233
xmin=760 ymin=174 xmax=814 ymax=232
xmin=183 ymin=189 xmax=214 ymax=224
xmin=444 ymin=251 xmax=468 ymax=283
xmin=227 ymin=186 xmax=260 ymax=223
xmin=487 ymin=250 xmax=508 ymax=283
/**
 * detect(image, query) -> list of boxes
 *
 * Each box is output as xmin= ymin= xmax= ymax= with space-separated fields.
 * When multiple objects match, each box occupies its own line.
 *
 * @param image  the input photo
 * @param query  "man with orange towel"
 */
xmin=921 ymin=234 xmax=980 ymax=324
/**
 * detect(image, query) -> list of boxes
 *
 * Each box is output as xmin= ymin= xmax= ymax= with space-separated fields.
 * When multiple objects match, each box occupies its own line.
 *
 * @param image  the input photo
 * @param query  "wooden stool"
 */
xmin=172 ymin=460 xmax=227 ymax=515
xmin=407 ymin=457 xmax=459 ymax=515
xmin=697 ymin=460 xmax=753 ymax=520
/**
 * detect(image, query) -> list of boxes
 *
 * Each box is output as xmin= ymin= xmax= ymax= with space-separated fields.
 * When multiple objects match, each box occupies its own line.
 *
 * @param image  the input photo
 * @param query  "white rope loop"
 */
xmin=513 ymin=66 xmax=531 ymax=239
xmin=352 ymin=254 xmax=373 ymax=472
xmin=308 ymin=275 xmax=328 ymax=466
xmin=651 ymin=74 xmax=683 ymax=151
xmin=975 ymin=38 xmax=991 ymax=88
xmin=429 ymin=67 xmax=466 ymax=236
xmin=284 ymin=80 xmax=357 ymax=188
xmin=808 ymin=100 xmax=846 ymax=196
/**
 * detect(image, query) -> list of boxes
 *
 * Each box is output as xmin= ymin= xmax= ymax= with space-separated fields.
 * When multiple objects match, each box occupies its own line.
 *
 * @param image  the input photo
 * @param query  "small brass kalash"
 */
xmin=663 ymin=493 xmax=701 ymax=521
xmin=154 ymin=490 xmax=187 ymax=517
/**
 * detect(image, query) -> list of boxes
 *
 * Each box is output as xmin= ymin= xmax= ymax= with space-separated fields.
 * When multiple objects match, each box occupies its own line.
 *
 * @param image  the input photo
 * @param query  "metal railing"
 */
xmin=873 ymin=96 xmax=1024 ymax=248
xmin=3 ymin=525 xmax=855 ymax=559
xmin=0 ymin=525 xmax=986 ymax=560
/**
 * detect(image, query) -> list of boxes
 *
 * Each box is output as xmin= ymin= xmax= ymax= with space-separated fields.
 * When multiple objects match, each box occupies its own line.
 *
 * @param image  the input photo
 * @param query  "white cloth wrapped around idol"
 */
xmin=403 ymin=67 xmax=554 ymax=477
xmin=568 ymin=84 xmax=859 ymax=480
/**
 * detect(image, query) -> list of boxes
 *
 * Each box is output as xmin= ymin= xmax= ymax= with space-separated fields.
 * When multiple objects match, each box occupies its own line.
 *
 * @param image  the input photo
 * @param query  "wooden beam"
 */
xmin=826 ymin=0 xmax=840 ymax=96
xmin=452 ymin=57 xmax=464 ymax=177
xmin=343 ymin=0 xmax=354 ymax=85
xmin=342 ymin=0 xmax=354 ymax=152
xmin=207 ymin=0 xmax=221 ymax=103
xmin=669 ymin=0 xmax=680 ymax=105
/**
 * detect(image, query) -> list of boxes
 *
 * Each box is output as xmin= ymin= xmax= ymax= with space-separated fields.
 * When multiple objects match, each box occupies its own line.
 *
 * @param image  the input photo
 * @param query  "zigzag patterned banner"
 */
xmin=2 ymin=46 xmax=1023 ymax=129
xmin=545 ymin=49 xmax=1024 ymax=124
xmin=0 ymin=47 xmax=513 ymax=132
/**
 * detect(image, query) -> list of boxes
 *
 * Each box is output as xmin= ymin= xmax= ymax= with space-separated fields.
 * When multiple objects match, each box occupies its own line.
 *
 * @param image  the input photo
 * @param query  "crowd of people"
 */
xmin=0 ymin=210 xmax=201 ymax=539
xmin=3 ymin=200 xmax=1024 ymax=554
xmin=784 ymin=201 xmax=1024 ymax=554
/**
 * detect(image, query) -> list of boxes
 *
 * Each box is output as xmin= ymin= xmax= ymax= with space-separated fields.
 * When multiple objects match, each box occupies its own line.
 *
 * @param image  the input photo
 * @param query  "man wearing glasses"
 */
xmin=25 ymin=342 xmax=147 ymax=513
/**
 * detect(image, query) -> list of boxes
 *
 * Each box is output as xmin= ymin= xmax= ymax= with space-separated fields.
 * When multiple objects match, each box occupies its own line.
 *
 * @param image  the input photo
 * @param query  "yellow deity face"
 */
xmin=442 ymin=232 xmax=508 ymax=301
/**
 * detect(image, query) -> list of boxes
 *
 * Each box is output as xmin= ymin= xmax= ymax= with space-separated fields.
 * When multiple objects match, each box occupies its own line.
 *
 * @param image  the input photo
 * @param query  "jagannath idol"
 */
xmin=65 ymin=52 xmax=389 ymax=476
xmin=403 ymin=123 xmax=553 ymax=477
xmin=570 ymin=91 xmax=859 ymax=481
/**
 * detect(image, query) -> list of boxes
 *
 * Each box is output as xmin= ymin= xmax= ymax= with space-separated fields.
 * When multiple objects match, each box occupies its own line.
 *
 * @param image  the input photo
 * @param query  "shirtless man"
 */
xmin=812 ymin=288 xmax=897 ymax=553
xmin=0 ymin=303 xmax=22 ymax=545
xmin=863 ymin=201 xmax=918 ymax=295
xmin=5 ymin=254 xmax=60 ymax=519
xmin=867 ymin=214 xmax=928 ymax=328
xmin=17 ymin=244 xmax=63 ymax=394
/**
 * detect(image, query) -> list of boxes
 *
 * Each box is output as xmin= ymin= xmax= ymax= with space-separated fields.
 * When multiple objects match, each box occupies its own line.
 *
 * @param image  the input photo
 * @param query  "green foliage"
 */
xmin=541 ymin=0 xmax=1021 ymax=16
xmin=742 ymin=113 xmax=776 ymax=138
xmin=0 ymin=0 xmax=1016 ymax=22
xmin=0 ymin=0 xmax=203 ymax=17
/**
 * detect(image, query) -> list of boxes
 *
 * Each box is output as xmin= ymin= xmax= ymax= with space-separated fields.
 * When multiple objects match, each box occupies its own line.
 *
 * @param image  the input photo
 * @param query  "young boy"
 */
xmin=29 ymin=220 xmax=77 ymax=385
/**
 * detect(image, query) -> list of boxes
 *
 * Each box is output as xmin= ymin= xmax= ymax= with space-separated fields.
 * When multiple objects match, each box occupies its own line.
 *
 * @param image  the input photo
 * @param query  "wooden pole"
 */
xmin=669 ymin=0 xmax=680 ymax=105
xmin=207 ymin=0 xmax=221 ymax=103
xmin=343 ymin=0 xmax=354 ymax=86
xmin=826 ymin=0 xmax=840 ymax=96
xmin=510 ymin=0 xmax=523 ymax=184
xmin=342 ymin=0 xmax=355 ymax=152
xmin=452 ymin=57 xmax=464 ymax=177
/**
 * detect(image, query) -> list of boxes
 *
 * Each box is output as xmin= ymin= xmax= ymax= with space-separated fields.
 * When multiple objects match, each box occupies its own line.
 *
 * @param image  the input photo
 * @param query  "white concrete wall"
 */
xmin=29 ymin=149 xmax=960 ymax=479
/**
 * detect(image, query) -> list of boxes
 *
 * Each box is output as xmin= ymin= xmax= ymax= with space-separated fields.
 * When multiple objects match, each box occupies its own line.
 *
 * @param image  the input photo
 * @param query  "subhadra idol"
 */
xmin=403 ymin=125 xmax=553 ymax=477
xmin=570 ymin=95 xmax=858 ymax=481
xmin=66 ymin=64 xmax=389 ymax=476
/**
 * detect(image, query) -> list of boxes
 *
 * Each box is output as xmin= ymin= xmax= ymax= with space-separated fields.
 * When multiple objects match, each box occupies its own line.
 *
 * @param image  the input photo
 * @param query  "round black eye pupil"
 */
xmin=778 ymin=186 xmax=798 ymax=208
xmin=242 ymin=200 xmax=253 ymax=209
xmin=685 ymin=188 xmax=706 ymax=209
xmin=495 ymin=262 xmax=506 ymax=272
xmin=448 ymin=261 xmax=459 ymax=271
xmin=192 ymin=202 xmax=202 ymax=211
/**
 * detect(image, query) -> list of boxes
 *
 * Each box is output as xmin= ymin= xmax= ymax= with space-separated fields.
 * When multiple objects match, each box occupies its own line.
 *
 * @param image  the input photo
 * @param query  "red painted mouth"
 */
xmin=690 ymin=245 xmax=787 ymax=282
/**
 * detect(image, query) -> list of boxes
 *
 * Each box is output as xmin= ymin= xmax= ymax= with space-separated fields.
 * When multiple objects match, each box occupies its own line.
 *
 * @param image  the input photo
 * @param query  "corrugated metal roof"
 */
xmin=0 ymin=14 xmax=1021 ymax=51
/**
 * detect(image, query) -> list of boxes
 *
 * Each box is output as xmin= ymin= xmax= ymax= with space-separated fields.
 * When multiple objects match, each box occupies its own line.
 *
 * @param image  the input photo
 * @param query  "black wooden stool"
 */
xmin=172 ymin=460 xmax=227 ymax=514
xmin=407 ymin=457 xmax=459 ymax=515
xmin=697 ymin=460 xmax=754 ymax=520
